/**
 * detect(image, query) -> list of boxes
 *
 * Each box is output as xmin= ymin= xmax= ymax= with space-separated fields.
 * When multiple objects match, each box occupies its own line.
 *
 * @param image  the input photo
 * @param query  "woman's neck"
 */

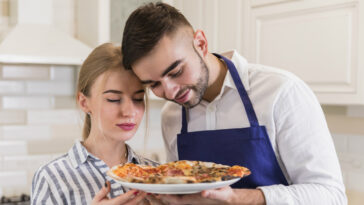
xmin=83 ymin=133 xmax=128 ymax=168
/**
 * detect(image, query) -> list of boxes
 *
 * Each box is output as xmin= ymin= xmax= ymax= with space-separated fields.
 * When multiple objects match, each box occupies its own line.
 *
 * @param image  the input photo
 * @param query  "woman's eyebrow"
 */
xmin=103 ymin=90 xmax=122 ymax=94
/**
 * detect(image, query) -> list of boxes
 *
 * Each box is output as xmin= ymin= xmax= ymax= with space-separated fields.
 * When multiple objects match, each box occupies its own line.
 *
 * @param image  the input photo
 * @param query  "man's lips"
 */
xmin=117 ymin=123 xmax=136 ymax=131
xmin=175 ymin=89 xmax=190 ymax=104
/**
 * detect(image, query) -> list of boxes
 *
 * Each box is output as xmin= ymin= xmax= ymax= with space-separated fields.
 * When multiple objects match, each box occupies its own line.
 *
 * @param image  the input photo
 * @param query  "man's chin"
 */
xmin=178 ymin=97 xmax=202 ymax=109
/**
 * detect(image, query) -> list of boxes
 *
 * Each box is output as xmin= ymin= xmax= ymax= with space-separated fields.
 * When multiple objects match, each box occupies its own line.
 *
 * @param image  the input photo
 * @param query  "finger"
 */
xmin=125 ymin=192 xmax=147 ymax=205
xmin=93 ymin=181 xmax=111 ymax=201
xmin=109 ymin=189 xmax=141 ymax=204
xmin=201 ymin=186 xmax=229 ymax=200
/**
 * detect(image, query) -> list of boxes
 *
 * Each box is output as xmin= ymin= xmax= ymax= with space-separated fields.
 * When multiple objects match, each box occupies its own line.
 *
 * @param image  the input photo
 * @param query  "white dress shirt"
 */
xmin=161 ymin=50 xmax=347 ymax=205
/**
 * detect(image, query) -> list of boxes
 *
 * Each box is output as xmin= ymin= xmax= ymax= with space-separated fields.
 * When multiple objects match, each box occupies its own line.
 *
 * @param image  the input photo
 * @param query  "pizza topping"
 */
xmin=109 ymin=160 xmax=250 ymax=184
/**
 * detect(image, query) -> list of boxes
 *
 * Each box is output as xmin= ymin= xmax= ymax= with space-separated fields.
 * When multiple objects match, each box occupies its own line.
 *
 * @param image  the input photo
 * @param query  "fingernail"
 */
xmin=133 ymin=191 xmax=139 ymax=196
xmin=104 ymin=182 xmax=108 ymax=188
xmin=147 ymin=193 xmax=151 ymax=195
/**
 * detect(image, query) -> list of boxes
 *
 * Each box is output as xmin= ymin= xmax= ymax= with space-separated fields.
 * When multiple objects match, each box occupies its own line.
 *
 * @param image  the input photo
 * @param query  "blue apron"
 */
xmin=177 ymin=54 xmax=288 ymax=188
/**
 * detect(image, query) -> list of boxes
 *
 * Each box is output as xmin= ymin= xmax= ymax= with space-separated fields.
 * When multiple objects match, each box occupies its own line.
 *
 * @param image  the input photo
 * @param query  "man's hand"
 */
xmin=156 ymin=186 xmax=265 ymax=205
xmin=91 ymin=181 xmax=147 ymax=205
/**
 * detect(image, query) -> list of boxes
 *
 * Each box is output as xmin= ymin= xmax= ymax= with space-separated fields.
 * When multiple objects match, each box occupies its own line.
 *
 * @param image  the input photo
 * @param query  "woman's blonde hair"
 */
xmin=76 ymin=43 xmax=148 ymax=140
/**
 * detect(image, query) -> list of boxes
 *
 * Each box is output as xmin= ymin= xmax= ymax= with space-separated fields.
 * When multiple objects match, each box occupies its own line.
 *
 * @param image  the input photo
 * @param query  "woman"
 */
xmin=31 ymin=43 xmax=158 ymax=204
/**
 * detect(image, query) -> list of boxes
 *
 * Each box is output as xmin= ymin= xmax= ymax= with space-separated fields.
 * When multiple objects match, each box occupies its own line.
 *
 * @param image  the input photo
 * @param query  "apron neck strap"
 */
xmin=180 ymin=53 xmax=259 ymax=134
xmin=215 ymin=53 xmax=259 ymax=127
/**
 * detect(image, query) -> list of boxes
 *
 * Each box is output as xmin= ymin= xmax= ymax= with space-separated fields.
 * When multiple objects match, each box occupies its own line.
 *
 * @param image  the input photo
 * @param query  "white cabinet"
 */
xmin=169 ymin=0 xmax=364 ymax=105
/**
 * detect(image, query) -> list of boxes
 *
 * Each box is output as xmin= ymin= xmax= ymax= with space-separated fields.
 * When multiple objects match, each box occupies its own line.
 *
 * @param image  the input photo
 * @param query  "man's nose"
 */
xmin=162 ymin=81 xmax=179 ymax=100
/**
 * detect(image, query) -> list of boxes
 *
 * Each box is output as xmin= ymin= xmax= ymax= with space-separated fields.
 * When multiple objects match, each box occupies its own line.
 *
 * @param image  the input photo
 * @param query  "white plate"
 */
xmin=111 ymin=178 xmax=241 ymax=194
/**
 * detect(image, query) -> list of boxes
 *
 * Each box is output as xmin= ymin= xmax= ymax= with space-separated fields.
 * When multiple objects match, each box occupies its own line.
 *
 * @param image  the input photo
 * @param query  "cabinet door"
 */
xmin=250 ymin=0 xmax=364 ymax=105
xmin=168 ymin=0 xmax=364 ymax=105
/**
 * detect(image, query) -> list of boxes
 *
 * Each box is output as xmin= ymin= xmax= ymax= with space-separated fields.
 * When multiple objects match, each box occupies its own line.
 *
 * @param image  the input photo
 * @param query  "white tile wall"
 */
xmin=50 ymin=65 xmax=75 ymax=81
xmin=2 ymin=96 xmax=54 ymax=109
xmin=0 ymin=110 xmax=26 ymax=125
xmin=0 ymin=171 xmax=27 ymax=187
xmin=1 ymin=125 xmax=51 ymax=140
xmin=26 ymin=81 xmax=74 ymax=95
xmin=0 ymin=141 xmax=27 ymax=156
xmin=2 ymin=65 xmax=50 ymax=80
xmin=0 ymin=81 xmax=25 ymax=94
xmin=27 ymin=109 xmax=82 ymax=125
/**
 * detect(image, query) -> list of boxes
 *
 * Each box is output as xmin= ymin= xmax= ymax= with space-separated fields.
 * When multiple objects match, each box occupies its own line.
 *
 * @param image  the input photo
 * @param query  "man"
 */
xmin=121 ymin=2 xmax=347 ymax=205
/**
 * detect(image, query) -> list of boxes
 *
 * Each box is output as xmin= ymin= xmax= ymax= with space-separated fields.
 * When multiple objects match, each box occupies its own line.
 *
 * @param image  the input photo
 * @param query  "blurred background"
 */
xmin=0 ymin=0 xmax=363 ymax=204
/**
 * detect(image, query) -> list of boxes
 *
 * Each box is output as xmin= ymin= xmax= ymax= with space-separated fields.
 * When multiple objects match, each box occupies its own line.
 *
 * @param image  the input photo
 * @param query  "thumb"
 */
xmin=93 ymin=181 xmax=111 ymax=202
xmin=201 ymin=186 xmax=230 ymax=201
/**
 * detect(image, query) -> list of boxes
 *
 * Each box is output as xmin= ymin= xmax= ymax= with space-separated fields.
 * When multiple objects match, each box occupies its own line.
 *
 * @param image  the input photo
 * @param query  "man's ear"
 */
xmin=77 ymin=92 xmax=91 ymax=114
xmin=193 ymin=30 xmax=208 ymax=57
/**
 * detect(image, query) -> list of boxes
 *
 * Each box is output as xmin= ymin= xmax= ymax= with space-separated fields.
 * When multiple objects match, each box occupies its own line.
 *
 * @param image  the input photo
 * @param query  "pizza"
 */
xmin=107 ymin=160 xmax=250 ymax=184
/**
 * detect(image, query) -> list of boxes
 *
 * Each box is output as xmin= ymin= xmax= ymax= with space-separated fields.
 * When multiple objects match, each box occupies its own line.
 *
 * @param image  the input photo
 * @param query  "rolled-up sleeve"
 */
xmin=258 ymin=80 xmax=347 ymax=205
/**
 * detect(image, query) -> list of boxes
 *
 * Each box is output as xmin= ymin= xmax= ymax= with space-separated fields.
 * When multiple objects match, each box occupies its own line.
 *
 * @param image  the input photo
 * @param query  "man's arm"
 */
xmin=258 ymin=79 xmax=347 ymax=204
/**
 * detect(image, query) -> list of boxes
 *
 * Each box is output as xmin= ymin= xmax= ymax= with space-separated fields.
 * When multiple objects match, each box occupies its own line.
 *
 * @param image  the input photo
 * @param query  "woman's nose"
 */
xmin=121 ymin=99 xmax=136 ymax=117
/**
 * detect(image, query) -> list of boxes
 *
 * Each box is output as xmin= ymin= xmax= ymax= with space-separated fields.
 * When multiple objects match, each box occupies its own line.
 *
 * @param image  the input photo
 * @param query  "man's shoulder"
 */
xmin=161 ymin=101 xmax=182 ymax=126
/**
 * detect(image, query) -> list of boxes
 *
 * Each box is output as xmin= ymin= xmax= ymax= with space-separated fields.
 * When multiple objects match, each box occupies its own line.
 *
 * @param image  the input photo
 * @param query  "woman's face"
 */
xmin=86 ymin=68 xmax=145 ymax=142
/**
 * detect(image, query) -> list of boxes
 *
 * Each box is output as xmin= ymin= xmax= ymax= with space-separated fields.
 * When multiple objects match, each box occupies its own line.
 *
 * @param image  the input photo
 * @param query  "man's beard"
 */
xmin=174 ymin=50 xmax=209 ymax=108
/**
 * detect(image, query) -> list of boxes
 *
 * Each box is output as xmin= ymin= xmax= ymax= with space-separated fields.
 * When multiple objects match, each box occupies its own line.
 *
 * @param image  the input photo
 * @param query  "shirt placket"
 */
xmin=206 ymin=103 xmax=216 ymax=130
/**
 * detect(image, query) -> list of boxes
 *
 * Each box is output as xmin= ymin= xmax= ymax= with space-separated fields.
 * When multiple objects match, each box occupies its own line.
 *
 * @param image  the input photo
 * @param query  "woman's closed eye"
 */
xmin=106 ymin=98 xmax=120 ymax=103
xmin=133 ymin=98 xmax=144 ymax=103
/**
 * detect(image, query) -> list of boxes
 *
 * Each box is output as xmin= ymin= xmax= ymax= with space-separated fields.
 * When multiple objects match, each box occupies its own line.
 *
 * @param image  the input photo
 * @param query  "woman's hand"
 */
xmin=91 ymin=181 xmax=147 ymax=205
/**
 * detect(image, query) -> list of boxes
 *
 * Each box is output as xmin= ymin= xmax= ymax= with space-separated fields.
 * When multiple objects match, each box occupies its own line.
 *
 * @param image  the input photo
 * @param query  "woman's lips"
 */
xmin=175 ymin=89 xmax=190 ymax=104
xmin=117 ymin=123 xmax=136 ymax=131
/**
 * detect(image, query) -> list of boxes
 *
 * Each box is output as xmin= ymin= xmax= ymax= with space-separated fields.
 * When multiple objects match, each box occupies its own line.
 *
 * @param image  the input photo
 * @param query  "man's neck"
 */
xmin=202 ymin=53 xmax=228 ymax=102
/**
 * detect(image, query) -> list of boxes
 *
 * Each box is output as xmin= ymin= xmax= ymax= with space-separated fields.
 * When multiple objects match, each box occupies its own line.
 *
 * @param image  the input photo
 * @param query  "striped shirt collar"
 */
xmin=68 ymin=140 xmax=141 ymax=168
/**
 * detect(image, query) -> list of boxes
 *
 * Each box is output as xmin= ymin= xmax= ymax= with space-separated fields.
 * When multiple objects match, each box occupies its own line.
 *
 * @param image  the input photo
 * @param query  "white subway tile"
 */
xmin=1 ymin=125 xmax=51 ymax=141
xmin=2 ymin=96 xmax=54 ymax=109
xmin=0 ymin=141 xmax=27 ymax=156
xmin=346 ymin=171 xmax=364 ymax=192
xmin=2 ymin=65 xmax=49 ymax=80
xmin=26 ymin=81 xmax=74 ymax=96
xmin=27 ymin=109 xmax=82 ymax=125
xmin=54 ymin=96 xmax=77 ymax=109
xmin=51 ymin=124 xmax=82 ymax=139
xmin=347 ymin=135 xmax=364 ymax=156
xmin=50 ymin=65 xmax=76 ymax=81
xmin=0 ymin=110 xmax=26 ymax=125
xmin=2 ymin=155 xmax=53 ymax=171
xmin=331 ymin=134 xmax=348 ymax=153
xmin=27 ymin=138 xmax=75 ymax=155
xmin=0 ymin=81 xmax=25 ymax=94
xmin=0 ymin=171 xmax=27 ymax=187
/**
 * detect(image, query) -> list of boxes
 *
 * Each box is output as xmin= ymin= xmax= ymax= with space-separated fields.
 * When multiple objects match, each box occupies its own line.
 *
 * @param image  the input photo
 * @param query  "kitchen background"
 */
xmin=0 ymin=0 xmax=363 ymax=204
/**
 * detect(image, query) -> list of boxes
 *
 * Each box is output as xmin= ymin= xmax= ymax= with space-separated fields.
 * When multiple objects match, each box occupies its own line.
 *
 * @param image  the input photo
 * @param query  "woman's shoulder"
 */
xmin=32 ymin=153 xmax=70 ymax=184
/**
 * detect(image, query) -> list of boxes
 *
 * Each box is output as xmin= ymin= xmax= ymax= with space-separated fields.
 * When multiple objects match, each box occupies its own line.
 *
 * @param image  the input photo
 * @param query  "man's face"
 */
xmin=132 ymin=31 xmax=209 ymax=108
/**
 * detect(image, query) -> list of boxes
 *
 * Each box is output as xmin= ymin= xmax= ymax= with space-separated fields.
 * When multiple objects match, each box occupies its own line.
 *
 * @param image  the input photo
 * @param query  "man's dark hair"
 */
xmin=122 ymin=2 xmax=192 ymax=70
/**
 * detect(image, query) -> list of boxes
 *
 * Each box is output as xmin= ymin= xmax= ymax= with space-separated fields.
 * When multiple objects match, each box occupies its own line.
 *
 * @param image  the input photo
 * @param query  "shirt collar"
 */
xmin=68 ymin=140 xmax=141 ymax=168
xmin=219 ymin=50 xmax=250 ymax=92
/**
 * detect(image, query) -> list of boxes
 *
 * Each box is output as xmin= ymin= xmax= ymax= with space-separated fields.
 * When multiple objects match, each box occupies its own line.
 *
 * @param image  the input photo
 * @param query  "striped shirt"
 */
xmin=31 ymin=141 xmax=159 ymax=205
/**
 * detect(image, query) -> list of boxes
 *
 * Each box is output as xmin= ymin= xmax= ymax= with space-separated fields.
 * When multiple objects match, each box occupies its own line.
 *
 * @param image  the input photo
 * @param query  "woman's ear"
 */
xmin=193 ymin=30 xmax=208 ymax=57
xmin=77 ymin=92 xmax=91 ymax=114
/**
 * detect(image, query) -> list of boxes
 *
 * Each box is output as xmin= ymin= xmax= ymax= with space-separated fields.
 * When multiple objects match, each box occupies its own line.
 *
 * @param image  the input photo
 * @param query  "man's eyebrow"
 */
xmin=140 ymin=59 xmax=184 ymax=84
xmin=161 ymin=59 xmax=183 ymax=77
xmin=103 ymin=90 xmax=122 ymax=94
xmin=134 ymin=89 xmax=145 ymax=94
